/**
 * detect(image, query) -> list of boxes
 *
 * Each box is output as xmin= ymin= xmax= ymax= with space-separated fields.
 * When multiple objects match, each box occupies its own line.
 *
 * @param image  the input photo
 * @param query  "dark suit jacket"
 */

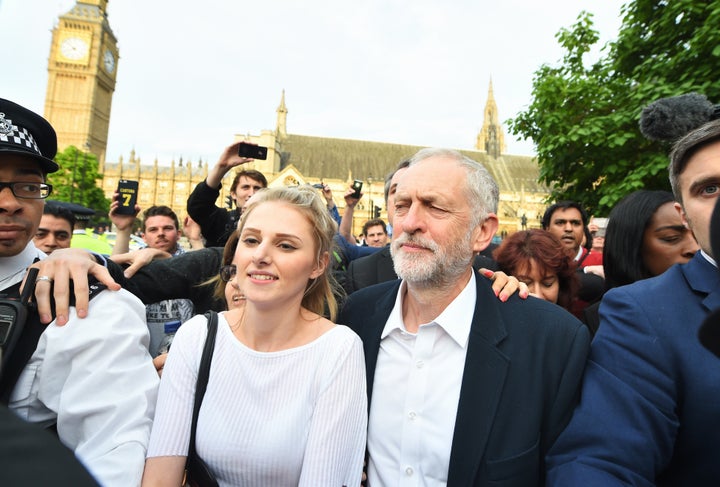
xmin=344 ymin=246 xmax=498 ymax=294
xmin=547 ymin=252 xmax=720 ymax=486
xmin=0 ymin=405 xmax=99 ymax=486
xmin=338 ymin=272 xmax=590 ymax=486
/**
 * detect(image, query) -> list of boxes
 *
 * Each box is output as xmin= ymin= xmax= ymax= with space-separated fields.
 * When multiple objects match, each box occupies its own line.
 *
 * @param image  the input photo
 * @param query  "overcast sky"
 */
xmin=1 ymin=0 xmax=626 ymax=165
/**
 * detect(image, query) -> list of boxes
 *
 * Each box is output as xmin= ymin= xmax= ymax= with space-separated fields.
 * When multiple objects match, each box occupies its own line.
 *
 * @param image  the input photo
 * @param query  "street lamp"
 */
xmin=367 ymin=176 xmax=373 ymax=220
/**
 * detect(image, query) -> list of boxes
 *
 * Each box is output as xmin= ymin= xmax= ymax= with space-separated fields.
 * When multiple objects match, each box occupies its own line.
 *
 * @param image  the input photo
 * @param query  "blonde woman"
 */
xmin=142 ymin=185 xmax=367 ymax=486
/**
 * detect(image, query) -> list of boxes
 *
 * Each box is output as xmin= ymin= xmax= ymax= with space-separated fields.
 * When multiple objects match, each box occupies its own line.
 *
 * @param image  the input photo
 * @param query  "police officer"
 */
xmin=0 ymin=98 xmax=158 ymax=486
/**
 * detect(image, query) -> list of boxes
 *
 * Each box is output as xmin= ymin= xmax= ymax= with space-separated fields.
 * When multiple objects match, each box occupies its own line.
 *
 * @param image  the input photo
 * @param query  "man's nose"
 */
xmin=682 ymin=235 xmax=700 ymax=258
xmin=0 ymin=186 xmax=22 ymax=214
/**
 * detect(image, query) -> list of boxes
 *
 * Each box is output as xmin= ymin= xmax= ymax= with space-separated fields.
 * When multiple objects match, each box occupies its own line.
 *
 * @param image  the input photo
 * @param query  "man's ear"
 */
xmin=472 ymin=214 xmax=499 ymax=253
xmin=674 ymin=202 xmax=691 ymax=230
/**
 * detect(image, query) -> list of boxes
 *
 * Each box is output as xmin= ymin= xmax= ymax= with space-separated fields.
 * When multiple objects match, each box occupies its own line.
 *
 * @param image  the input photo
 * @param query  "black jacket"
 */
xmin=186 ymin=180 xmax=240 ymax=248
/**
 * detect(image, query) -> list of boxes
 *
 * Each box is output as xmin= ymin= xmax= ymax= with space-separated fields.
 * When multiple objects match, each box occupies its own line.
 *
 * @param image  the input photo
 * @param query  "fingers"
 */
xmin=153 ymin=354 xmax=167 ymax=377
xmin=122 ymin=260 xmax=144 ymax=278
xmin=31 ymin=249 xmax=122 ymax=325
xmin=43 ymin=260 xmax=71 ymax=325
xmin=90 ymin=265 xmax=122 ymax=292
xmin=481 ymin=269 xmax=528 ymax=302
xmin=30 ymin=261 xmax=56 ymax=324
xmin=517 ymin=281 xmax=529 ymax=299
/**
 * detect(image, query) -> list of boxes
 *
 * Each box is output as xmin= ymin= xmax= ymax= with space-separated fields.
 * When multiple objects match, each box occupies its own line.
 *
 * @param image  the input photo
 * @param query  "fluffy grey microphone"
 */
xmin=639 ymin=93 xmax=716 ymax=142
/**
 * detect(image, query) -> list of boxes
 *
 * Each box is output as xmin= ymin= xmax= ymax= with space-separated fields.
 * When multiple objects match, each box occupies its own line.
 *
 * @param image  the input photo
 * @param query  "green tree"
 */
xmin=47 ymin=146 xmax=110 ymax=217
xmin=508 ymin=1 xmax=720 ymax=215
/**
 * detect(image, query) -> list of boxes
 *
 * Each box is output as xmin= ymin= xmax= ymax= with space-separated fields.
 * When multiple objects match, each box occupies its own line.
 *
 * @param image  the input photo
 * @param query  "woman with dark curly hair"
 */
xmin=493 ymin=229 xmax=579 ymax=312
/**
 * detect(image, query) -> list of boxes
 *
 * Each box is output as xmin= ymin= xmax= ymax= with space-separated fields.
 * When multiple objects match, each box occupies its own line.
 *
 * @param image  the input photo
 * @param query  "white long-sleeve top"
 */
xmin=9 ymin=286 xmax=160 ymax=487
xmin=147 ymin=312 xmax=367 ymax=487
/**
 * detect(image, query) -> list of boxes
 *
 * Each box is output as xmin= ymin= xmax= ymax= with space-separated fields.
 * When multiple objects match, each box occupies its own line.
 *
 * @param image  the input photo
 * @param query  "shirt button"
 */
xmin=405 ymin=467 xmax=414 ymax=476
xmin=415 ymin=360 xmax=424 ymax=368
xmin=408 ymin=411 xmax=417 ymax=420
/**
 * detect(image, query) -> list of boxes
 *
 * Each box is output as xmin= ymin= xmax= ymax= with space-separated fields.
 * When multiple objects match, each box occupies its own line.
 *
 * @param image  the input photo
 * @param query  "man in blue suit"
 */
xmin=339 ymin=148 xmax=590 ymax=486
xmin=547 ymin=119 xmax=720 ymax=485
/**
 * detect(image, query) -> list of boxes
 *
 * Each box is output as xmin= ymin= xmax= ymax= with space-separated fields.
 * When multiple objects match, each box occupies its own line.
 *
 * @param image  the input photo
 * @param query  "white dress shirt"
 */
xmin=7 ymin=243 xmax=160 ymax=487
xmin=368 ymin=273 xmax=477 ymax=486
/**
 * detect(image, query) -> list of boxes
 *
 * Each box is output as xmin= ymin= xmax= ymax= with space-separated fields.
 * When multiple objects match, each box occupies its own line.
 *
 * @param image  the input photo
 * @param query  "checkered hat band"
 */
xmin=0 ymin=123 xmax=42 ymax=156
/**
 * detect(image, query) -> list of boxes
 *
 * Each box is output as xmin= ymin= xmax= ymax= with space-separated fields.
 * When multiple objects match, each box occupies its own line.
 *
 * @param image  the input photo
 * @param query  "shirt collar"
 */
xmin=574 ymin=246 xmax=584 ymax=261
xmin=701 ymin=249 xmax=718 ymax=268
xmin=381 ymin=272 xmax=477 ymax=348
xmin=0 ymin=241 xmax=45 ymax=291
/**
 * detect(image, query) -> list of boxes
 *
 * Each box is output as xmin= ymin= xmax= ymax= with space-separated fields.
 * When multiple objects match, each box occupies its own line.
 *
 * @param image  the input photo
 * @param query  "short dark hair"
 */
xmin=142 ymin=205 xmax=179 ymax=232
xmin=383 ymin=159 xmax=412 ymax=203
xmin=492 ymin=229 xmax=579 ymax=311
xmin=230 ymin=169 xmax=268 ymax=193
xmin=43 ymin=202 xmax=76 ymax=230
xmin=669 ymin=119 xmax=720 ymax=204
xmin=603 ymin=190 xmax=676 ymax=290
xmin=541 ymin=201 xmax=589 ymax=230
xmin=362 ymin=219 xmax=387 ymax=237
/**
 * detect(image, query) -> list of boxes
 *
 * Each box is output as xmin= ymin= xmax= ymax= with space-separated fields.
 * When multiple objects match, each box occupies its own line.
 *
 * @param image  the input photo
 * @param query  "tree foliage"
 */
xmin=47 ymin=146 xmax=110 ymax=218
xmin=508 ymin=0 xmax=720 ymax=215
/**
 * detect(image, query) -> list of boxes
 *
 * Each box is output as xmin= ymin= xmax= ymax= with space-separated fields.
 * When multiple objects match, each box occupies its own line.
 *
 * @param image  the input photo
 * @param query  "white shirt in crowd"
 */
xmin=147 ymin=312 xmax=367 ymax=487
xmin=368 ymin=272 xmax=476 ymax=486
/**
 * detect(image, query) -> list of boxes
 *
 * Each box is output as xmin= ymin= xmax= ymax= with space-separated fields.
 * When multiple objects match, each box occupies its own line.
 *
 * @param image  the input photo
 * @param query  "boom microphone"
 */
xmin=639 ymin=93 xmax=720 ymax=142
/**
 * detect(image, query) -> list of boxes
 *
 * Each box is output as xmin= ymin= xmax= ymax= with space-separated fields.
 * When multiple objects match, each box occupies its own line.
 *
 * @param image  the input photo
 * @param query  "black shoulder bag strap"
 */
xmin=184 ymin=311 xmax=219 ymax=487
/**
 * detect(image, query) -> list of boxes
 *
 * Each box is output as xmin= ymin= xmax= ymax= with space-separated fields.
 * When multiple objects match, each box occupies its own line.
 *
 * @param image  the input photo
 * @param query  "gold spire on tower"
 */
xmin=276 ymin=89 xmax=288 ymax=139
xmin=475 ymin=78 xmax=506 ymax=158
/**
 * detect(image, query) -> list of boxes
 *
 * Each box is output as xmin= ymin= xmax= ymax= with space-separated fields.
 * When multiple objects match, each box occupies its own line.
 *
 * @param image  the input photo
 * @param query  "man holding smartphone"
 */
xmin=186 ymin=141 xmax=267 ymax=247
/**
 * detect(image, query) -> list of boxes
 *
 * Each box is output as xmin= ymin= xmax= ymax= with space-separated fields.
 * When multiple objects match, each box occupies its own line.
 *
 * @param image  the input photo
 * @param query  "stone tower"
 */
xmin=475 ymin=78 xmax=507 ymax=159
xmin=44 ymin=0 xmax=118 ymax=169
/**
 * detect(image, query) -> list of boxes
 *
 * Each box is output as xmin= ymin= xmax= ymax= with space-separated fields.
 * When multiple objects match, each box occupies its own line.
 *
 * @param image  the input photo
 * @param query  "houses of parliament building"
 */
xmin=44 ymin=0 xmax=549 ymax=238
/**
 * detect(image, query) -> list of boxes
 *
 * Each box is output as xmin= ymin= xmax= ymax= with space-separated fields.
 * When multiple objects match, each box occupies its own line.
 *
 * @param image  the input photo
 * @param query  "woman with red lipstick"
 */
xmin=143 ymin=185 xmax=367 ymax=486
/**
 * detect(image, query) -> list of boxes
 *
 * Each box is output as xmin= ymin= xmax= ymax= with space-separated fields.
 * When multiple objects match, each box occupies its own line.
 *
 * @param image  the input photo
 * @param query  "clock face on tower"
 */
xmin=103 ymin=49 xmax=115 ymax=74
xmin=60 ymin=36 xmax=89 ymax=61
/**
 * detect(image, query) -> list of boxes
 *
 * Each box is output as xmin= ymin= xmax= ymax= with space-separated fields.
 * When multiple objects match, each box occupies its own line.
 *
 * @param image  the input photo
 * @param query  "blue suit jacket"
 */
xmin=339 ymin=271 xmax=590 ymax=486
xmin=547 ymin=252 xmax=720 ymax=486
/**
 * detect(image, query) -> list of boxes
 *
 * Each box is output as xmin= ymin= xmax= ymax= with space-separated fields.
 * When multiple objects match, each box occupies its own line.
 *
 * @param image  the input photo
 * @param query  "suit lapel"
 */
xmin=360 ymin=280 xmax=401 ymax=404
xmin=447 ymin=273 xmax=509 ymax=486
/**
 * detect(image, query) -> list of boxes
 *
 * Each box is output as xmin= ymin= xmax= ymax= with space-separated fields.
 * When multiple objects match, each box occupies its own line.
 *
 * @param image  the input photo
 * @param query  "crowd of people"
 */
xmin=1 ymin=90 xmax=719 ymax=486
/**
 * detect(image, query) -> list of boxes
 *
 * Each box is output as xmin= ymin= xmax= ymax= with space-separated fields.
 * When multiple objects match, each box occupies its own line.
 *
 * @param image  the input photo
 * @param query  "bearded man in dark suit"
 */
xmin=339 ymin=148 xmax=589 ymax=486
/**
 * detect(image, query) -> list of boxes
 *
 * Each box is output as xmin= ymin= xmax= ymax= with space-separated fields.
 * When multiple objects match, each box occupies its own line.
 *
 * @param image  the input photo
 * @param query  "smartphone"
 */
xmin=237 ymin=142 xmax=268 ymax=160
xmin=115 ymin=179 xmax=139 ymax=215
xmin=351 ymin=179 xmax=363 ymax=199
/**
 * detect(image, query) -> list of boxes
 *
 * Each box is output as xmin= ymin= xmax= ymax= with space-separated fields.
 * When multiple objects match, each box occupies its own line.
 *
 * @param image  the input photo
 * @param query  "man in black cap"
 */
xmin=0 ymin=98 xmax=158 ymax=486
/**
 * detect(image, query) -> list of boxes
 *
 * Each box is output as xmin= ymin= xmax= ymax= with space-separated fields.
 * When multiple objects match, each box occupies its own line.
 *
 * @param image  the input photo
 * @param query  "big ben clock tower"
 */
xmin=44 ymin=0 xmax=118 ymax=168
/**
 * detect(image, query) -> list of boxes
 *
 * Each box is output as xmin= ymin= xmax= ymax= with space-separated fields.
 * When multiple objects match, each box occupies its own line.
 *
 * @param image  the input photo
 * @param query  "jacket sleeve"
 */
xmin=546 ymin=287 xmax=678 ymax=487
xmin=124 ymin=247 xmax=225 ymax=313
xmin=187 ymin=179 xmax=234 ymax=248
